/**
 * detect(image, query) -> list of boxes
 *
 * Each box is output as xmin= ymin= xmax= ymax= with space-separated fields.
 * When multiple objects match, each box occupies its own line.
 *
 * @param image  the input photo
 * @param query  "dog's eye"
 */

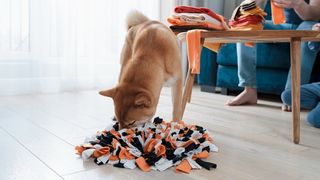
xmin=135 ymin=104 xmax=145 ymax=109
xmin=128 ymin=121 xmax=136 ymax=126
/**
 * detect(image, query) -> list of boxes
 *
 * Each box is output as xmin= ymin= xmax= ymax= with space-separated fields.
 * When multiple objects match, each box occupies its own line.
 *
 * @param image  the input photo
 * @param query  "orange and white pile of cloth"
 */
xmin=75 ymin=117 xmax=218 ymax=173
xmin=168 ymin=6 xmax=228 ymax=32
xmin=229 ymin=0 xmax=267 ymax=31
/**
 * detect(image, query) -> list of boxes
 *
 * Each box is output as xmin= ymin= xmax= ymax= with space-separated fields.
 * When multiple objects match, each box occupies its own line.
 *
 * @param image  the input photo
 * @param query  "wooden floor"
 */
xmin=1 ymin=87 xmax=320 ymax=180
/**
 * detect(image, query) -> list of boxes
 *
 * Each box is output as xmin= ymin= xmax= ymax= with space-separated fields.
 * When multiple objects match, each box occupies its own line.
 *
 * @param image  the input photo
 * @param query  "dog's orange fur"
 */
xmin=100 ymin=11 xmax=183 ymax=129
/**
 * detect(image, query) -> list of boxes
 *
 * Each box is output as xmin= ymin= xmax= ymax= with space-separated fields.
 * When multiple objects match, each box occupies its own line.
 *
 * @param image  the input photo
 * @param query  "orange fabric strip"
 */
xmin=193 ymin=150 xmax=209 ymax=159
xmin=186 ymin=30 xmax=222 ymax=74
xmin=75 ymin=146 xmax=86 ymax=154
xmin=271 ymin=0 xmax=285 ymax=25
xmin=110 ymin=129 xmax=121 ymax=139
xmin=144 ymin=139 xmax=157 ymax=153
xmin=93 ymin=147 xmax=110 ymax=158
xmin=156 ymin=144 xmax=166 ymax=157
xmin=109 ymin=155 xmax=119 ymax=161
xmin=119 ymin=147 xmax=127 ymax=159
xmin=186 ymin=30 xmax=201 ymax=74
xmin=136 ymin=157 xmax=151 ymax=172
xmin=175 ymin=159 xmax=192 ymax=174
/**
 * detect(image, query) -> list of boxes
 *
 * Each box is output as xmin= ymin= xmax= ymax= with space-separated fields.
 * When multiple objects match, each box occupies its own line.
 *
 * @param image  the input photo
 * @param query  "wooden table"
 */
xmin=181 ymin=30 xmax=320 ymax=144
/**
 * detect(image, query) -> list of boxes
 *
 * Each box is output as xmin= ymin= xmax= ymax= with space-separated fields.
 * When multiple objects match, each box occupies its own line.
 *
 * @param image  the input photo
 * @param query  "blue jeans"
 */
xmin=237 ymin=20 xmax=320 ymax=89
xmin=281 ymin=82 xmax=320 ymax=128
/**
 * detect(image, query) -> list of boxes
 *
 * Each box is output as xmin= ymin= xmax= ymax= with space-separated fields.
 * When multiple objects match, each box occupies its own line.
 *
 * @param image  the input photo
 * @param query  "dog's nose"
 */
xmin=118 ymin=122 xmax=127 ymax=130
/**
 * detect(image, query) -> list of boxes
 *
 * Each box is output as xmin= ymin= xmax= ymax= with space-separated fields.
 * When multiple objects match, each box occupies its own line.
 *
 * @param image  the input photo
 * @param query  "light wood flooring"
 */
xmin=1 ymin=87 xmax=320 ymax=180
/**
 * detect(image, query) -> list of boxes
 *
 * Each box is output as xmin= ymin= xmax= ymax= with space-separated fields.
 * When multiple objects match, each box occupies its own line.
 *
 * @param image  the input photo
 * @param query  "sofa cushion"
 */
xmin=217 ymin=43 xmax=291 ymax=69
xmin=256 ymin=43 xmax=291 ymax=69
xmin=216 ymin=44 xmax=237 ymax=66
xmin=198 ymin=47 xmax=217 ymax=86
xmin=216 ymin=65 xmax=288 ymax=94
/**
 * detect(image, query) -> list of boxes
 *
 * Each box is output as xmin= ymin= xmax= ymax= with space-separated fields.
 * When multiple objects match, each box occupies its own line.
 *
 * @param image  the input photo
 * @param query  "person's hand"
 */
xmin=312 ymin=23 xmax=320 ymax=31
xmin=273 ymin=0 xmax=303 ymax=9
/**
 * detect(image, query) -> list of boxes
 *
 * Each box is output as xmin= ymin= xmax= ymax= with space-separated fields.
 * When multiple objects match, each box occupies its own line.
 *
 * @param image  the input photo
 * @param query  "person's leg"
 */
xmin=281 ymin=82 xmax=320 ymax=109
xmin=282 ymin=82 xmax=320 ymax=127
xmin=226 ymin=43 xmax=258 ymax=106
xmin=307 ymin=103 xmax=320 ymax=128
xmin=285 ymin=21 xmax=319 ymax=90
xmin=282 ymin=21 xmax=319 ymax=111
xmin=308 ymin=23 xmax=320 ymax=53
xmin=227 ymin=21 xmax=295 ymax=106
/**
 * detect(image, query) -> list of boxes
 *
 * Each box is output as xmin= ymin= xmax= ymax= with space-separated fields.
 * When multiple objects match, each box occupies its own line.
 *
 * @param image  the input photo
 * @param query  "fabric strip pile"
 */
xmin=75 ymin=117 xmax=218 ymax=174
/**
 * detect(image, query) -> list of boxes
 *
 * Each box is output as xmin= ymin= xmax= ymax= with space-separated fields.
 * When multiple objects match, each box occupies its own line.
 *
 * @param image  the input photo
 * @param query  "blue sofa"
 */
xmin=198 ymin=3 xmax=320 ymax=95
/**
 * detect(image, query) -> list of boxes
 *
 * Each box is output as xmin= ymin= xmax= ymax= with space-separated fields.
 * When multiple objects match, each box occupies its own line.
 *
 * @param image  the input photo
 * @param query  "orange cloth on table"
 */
xmin=240 ymin=7 xmax=267 ymax=19
xmin=186 ymin=30 xmax=201 ymax=74
xmin=167 ymin=18 xmax=225 ymax=30
xmin=230 ymin=23 xmax=264 ymax=47
xmin=271 ymin=0 xmax=285 ymax=25
xmin=230 ymin=24 xmax=264 ymax=31
xmin=186 ymin=30 xmax=222 ymax=75
xmin=168 ymin=5 xmax=229 ymax=32
xmin=229 ymin=0 xmax=267 ymax=47
xmin=175 ymin=159 xmax=192 ymax=174
xmin=174 ymin=6 xmax=225 ymax=22
xmin=172 ymin=5 xmax=228 ymax=30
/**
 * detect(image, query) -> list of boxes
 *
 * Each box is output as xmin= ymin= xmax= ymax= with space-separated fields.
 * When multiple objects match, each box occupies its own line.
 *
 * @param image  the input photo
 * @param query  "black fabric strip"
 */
xmin=241 ymin=5 xmax=257 ymax=11
xmin=195 ymin=158 xmax=217 ymax=170
xmin=202 ymin=146 xmax=210 ymax=152
xmin=132 ymin=137 xmax=144 ymax=152
xmin=198 ymin=137 xmax=206 ymax=143
xmin=185 ymin=142 xmax=197 ymax=153
xmin=114 ymin=162 xmax=125 ymax=168
xmin=113 ymin=122 xmax=119 ymax=131
xmin=153 ymin=117 xmax=163 ymax=124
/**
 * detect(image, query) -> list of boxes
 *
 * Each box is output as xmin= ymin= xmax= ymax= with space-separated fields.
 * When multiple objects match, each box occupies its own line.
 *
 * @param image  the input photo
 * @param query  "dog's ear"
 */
xmin=99 ymin=88 xmax=116 ymax=98
xmin=134 ymin=92 xmax=151 ymax=107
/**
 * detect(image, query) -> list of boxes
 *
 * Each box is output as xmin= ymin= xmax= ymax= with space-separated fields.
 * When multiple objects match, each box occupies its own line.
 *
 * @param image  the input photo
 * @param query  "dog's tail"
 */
xmin=126 ymin=10 xmax=149 ymax=31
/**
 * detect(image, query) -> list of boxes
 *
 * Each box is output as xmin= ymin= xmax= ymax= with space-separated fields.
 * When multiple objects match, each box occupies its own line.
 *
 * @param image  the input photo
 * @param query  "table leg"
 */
xmin=181 ymin=38 xmax=204 ymax=118
xmin=290 ymin=37 xmax=301 ymax=144
xmin=181 ymin=69 xmax=195 ymax=117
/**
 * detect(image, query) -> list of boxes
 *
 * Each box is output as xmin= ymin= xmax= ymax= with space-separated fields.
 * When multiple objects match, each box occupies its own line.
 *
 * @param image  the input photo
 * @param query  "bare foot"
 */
xmin=282 ymin=104 xmax=292 ymax=112
xmin=226 ymin=87 xmax=258 ymax=106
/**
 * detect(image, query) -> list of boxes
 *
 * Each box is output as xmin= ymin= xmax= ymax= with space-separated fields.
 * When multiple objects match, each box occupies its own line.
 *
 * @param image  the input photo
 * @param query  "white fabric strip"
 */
xmin=82 ymin=149 xmax=95 ymax=161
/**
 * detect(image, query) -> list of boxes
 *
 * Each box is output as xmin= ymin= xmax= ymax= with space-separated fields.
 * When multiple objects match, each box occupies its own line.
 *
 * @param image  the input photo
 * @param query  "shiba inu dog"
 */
xmin=100 ymin=11 xmax=183 ymax=129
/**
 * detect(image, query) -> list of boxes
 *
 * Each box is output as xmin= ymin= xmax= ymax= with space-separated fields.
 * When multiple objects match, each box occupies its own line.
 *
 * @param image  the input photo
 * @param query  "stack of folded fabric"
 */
xmin=229 ymin=0 xmax=267 ymax=31
xmin=75 ymin=117 xmax=218 ymax=173
xmin=168 ymin=6 xmax=228 ymax=32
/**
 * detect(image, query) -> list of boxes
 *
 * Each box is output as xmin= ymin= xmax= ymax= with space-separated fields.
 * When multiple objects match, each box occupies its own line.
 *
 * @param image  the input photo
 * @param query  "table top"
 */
xmin=199 ymin=30 xmax=320 ymax=43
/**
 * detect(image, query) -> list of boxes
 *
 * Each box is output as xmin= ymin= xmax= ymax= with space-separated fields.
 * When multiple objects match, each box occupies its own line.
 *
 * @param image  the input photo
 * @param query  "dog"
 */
xmin=99 ymin=11 xmax=183 ymax=129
